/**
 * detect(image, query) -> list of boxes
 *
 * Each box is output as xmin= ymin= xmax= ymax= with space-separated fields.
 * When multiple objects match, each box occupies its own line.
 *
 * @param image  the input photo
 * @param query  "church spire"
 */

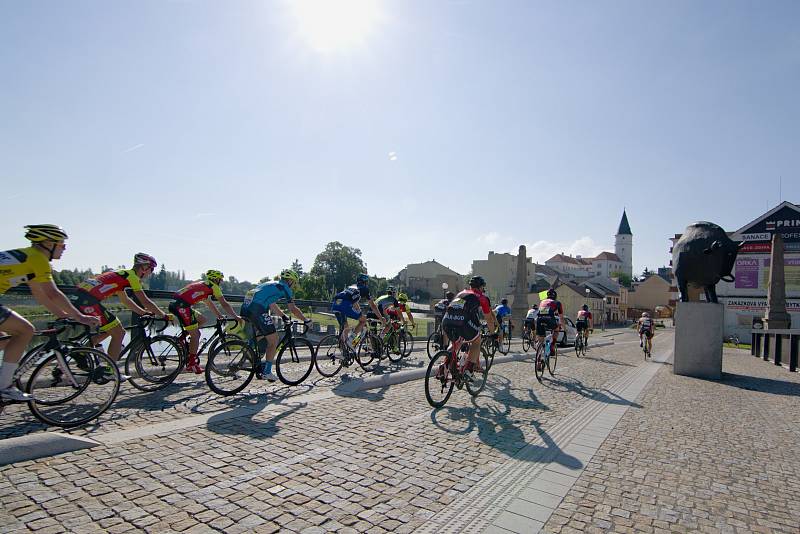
xmin=617 ymin=209 xmax=632 ymax=235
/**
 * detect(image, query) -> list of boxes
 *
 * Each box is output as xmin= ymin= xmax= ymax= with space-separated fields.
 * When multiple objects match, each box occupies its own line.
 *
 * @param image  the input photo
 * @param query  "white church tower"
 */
xmin=614 ymin=210 xmax=633 ymax=277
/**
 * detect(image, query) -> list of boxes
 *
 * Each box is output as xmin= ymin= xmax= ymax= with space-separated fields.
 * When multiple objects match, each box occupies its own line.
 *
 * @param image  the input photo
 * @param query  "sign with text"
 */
xmin=737 ymin=205 xmax=800 ymax=244
xmin=734 ymin=255 xmax=800 ymax=291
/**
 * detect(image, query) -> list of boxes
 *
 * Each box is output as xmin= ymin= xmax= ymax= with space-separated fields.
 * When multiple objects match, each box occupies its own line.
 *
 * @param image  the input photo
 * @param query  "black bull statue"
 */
xmin=673 ymin=222 xmax=745 ymax=303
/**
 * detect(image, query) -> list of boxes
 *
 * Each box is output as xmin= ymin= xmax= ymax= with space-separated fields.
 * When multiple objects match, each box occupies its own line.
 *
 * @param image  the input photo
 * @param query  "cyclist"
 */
xmin=535 ymin=288 xmax=564 ymax=368
xmin=637 ymin=312 xmax=654 ymax=352
xmin=240 ymin=269 xmax=310 ymax=382
xmin=73 ymin=253 xmax=168 ymax=365
xmin=434 ymin=291 xmax=456 ymax=347
xmin=170 ymin=270 xmax=241 ymax=374
xmin=576 ymin=304 xmax=594 ymax=346
xmin=494 ymin=298 xmax=513 ymax=347
xmin=375 ymin=286 xmax=399 ymax=320
xmin=382 ymin=292 xmax=416 ymax=353
xmin=0 ymin=225 xmax=100 ymax=401
xmin=330 ymin=273 xmax=384 ymax=350
xmin=441 ymin=276 xmax=496 ymax=380
xmin=523 ymin=304 xmax=538 ymax=339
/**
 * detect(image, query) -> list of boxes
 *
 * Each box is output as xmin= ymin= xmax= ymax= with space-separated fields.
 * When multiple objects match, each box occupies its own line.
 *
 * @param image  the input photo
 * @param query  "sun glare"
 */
xmin=288 ymin=0 xmax=384 ymax=54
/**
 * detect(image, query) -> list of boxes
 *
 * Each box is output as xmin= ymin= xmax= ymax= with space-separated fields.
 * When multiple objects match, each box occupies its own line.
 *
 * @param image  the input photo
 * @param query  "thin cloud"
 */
xmin=122 ymin=143 xmax=145 ymax=153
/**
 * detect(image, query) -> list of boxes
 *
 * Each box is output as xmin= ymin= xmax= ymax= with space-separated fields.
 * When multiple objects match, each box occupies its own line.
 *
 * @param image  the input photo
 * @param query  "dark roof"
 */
xmin=594 ymin=251 xmax=622 ymax=262
xmin=617 ymin=210 xmax=632 ymax=235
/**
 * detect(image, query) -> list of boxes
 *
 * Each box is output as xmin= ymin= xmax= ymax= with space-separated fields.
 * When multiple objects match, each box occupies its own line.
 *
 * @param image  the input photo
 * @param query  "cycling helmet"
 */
xmin=386 ymin=286 xmax=396 ymax=294
xmin=206 ymin=269 xmax=224 ymax=284
xmin=642 ymin=311 xmax=650 ymax=317
xmin=469 ymin=275 xmax=486 ymax=288
xmin=547 ymin=288 xmax=557 ymax=299
xmin=133 ymin=252 xmax=158 ymax=269
xmin=398 ymin=293 xmax=409 ymax=303
xmin=445 ymin=291 xmax=455 ymax=300
xmin=280 ymin=269 xmax=300 ymax=286
xmin=582 ymin=304 xmax=589 ymax=311
xmin=25 ymin=224 xmax=68 ymax=242
xmin=356 ymin=273 xmax=370 ymax=283
xmin=501 ymin=298 xmax=508 ymax=306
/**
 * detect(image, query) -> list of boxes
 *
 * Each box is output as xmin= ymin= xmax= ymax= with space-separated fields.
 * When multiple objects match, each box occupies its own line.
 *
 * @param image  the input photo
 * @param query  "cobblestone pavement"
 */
xmin=541 ymin=347 xmax=800 ymax=534
xmin=1 ymin=331 xmax=638 ymax=533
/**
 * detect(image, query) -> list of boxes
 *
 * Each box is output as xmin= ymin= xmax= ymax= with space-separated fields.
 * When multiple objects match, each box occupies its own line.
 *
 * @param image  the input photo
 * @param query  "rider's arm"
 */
xmin=486 ymin=310 xmax=497 ymax=331
xmin=269 ymin=302 xmax=288 ymax=321
xmin=203 ymin=298 xmax=223 ymax=319
xmin=118 ymin=290 xmax=151 ymax=316
xmin=287 ymin=302 xmax=308 ymax=322
xmin=130 ymin=289 xmax=165 ymax=317
xmin=29 ymin=281 xmax=97 ymax=324
xmin=216 ymin=295 xmax=241 ymax=319
xmin=405 ymin=309 xmax=414 ymax=325
xmin=368 ymin=299 xmax=385 ymax=323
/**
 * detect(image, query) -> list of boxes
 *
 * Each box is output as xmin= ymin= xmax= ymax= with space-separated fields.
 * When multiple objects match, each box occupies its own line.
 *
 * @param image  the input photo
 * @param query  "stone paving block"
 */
xmin=493 ymin=510 xmax=544 ymax=534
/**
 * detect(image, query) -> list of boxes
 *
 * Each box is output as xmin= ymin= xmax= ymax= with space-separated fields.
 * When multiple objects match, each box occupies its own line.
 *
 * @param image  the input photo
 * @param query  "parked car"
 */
xmin=557 ymin=317 xmax=577 ymax=347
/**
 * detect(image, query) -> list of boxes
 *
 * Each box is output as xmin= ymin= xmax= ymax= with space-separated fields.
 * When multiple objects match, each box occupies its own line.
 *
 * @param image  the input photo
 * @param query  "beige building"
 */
xmin=628 ymin=274 xmax=671 ymax=313
xmin=397 ymin=260 xmax=462 ymax=300
xmin=471 ymin=251 xmax=536 ymax=304
xmin=558 ymin=281 xmax=605 ymax=324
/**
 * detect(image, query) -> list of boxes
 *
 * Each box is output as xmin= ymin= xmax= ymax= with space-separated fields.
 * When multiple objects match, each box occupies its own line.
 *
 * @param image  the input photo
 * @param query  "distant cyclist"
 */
xmin=637 ymin=312 xmax=654 ymax=352
xmin=240 ymin=269 xmax=311 ymax=382
xmin=441 ymin=276 xmax=496 ymax=381
xmin=523 ymin=304 xmax=538 ymax=339
xmin=434 ymin=291 xmax=456 ymax=346
xmin=575 ymin=304 xmax=594 ymax=346
xmin=0 ymin=225 xmax=100 ymax=401
xmin=170 ymin=270 xmax=241 ymax=374
xmin=535 ymin=288 xmax=564 ymax=366
xmin=382 ymin=293 xmax=415 ymax=352
xmin=73 ymin=253 xmax=168 ymax=365
xmin=330 ymin=273 xmax=384 ymax=350
xmin=494 ymin=298 xmax=513 ymax=347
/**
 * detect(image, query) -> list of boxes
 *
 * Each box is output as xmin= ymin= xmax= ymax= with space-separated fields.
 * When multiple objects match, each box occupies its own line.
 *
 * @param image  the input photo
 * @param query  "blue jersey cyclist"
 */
xmin=241 ymin=269 xmax=310 ymax=382
xmin=330 ymin=273 xmax=385 ymax=350
xmin=494 ymin=298 xmax=514 ymax=347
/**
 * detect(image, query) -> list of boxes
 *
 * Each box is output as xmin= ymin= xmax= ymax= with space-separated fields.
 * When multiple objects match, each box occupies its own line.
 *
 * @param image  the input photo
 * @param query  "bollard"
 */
xmin=326 ymin=325 xmax=336 ymax=335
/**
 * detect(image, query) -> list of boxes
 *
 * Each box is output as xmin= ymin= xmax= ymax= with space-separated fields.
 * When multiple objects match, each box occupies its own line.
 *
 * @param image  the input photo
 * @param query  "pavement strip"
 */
xmin=417 ymin=333 xmax=673 ymax=534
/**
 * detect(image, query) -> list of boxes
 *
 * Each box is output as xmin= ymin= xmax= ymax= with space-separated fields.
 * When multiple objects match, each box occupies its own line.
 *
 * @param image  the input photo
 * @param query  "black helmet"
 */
xmin=386 ymin=286 xmax=396 ymax=294
xmin=547 ymin=288 xmax=557 ymax=299
xmin=445 ymin=291 xmax=455 ymax=300
xmin=469 ymin=275 xmax=486 ymax=288
xmin=582 ymin=304 xmax=589 ymax=311
xmin=501 ymin=298 xmax=508 ymax=305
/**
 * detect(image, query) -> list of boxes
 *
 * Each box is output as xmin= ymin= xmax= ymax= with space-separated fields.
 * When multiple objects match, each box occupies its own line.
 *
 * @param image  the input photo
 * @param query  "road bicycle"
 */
xmin=574 ymin=330 xmax=586 ymax=358
xmin=424 ymin=336 xmax=489 ymax=408
xmin=205 ymin=319 xmax=314 ymax=396
xmin=175 ymin=316 xmax=243 ymax=369
xmin=534 ymin=329 xmax=559 ymax=382
xmin=521 ymin=326 xmax=534 ymax=353
xmin=379 ymin=320 xmax=414 ymax=363
xmin=725 ymin=333 xmax=740 ymax=348
xmin=314 ymin=321 xmax=384 ymax=377
xmin=426 ymin=322 xmax=446 ymax=360
xmin=497 ymin=321 xmax=512 ymax=355
xmin=642 ymin=334 xmax=652 ymax=360
xmin=0 ymin=319 xmax=120 ymax=427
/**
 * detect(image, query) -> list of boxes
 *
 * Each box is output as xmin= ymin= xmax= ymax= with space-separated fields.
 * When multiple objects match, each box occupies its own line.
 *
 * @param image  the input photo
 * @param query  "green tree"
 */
xmin=290 ymin=259 xmax=304 ymax=276
xmin=611 ymin=271 xmax=633 ymax=288
xmin=309 ymin=241 xmax=367 ymax=293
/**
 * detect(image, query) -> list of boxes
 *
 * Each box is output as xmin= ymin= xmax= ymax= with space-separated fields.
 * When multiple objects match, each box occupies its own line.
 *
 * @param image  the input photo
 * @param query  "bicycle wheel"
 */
xmin=276 ymin=337 xmax=315 ymax=386
xmin=425 ymin=350 xmax=454 ymax=408
xmin=27 ymin=348 xmax=120 ymax=428
xmin=466 ymin=351 xmax=489 ymax=397
xmin=482 ymin=341 xmax=495 ymax=372
xmin=356 ymin=332 xmax=380 ymax=370
xmin=426 ymin=332 xmax=442 ymax=360
xmin=534 ymin=343 xmax=546 ymax=383
xmin=522 ymin=333 xmax=531 ymax=353
xmin=547 ymin=346 xmax=559 ymax=376
xmin=501 ymin=332 xmax=511 ymax=354
xmin=314 ymin=335 xmax=344 ymax=378
xmin=402 ymin=330 xmax=414 ymax=358
xmin=386 ymin=332 xmax=404 ymax=363
xmin=574 ymin=337 xmax=582 ymax=357
xmin=126 ymin=335 xmax=185 ymax=392
xmin=205 ymin=339 xmax=256 ymax=396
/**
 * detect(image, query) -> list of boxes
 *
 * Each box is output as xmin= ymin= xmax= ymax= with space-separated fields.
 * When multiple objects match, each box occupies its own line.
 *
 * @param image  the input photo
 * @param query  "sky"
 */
xmin=2 ymin=0 xmax=798 ymax=283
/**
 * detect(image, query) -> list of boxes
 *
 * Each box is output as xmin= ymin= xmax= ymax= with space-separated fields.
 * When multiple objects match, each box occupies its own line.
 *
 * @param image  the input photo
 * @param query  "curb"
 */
xmin=0 ymin=432 xmax=100 ymax=466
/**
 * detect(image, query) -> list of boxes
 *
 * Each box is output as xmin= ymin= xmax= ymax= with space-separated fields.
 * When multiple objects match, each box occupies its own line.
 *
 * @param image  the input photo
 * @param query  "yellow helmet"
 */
xmin=206 ymin=270 xmax=224 ymax=284
xmin=280 ymin=269 xmax=300 ymax=286
xmin=25 ymin=224 xmax=68 ymax=242
xmin=398 ymin=292 xmax=409 ymax=303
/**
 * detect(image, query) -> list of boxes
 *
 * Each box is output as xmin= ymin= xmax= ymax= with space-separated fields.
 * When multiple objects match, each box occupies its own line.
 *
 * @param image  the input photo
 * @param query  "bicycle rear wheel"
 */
xmin=126 ymin=335 xmax=184 ymax=392
xmin=482 ymin=341 xmax=495 ymax=372
xmin=276 ymin=338 xmax=315 ymax=386
xmin=425 ymin=350 xmax=454 ymax=408
xmin=27 ymin=348 xmax=120 ymax=428
xmin=386 ymin=332 xmax=404 ymax=363
xmin=534 ymin=343 xmax=546 ymax=383
xmin=357 ymin=332 xmax=381 ymax=370
xmin=314 ymin=335 xmax=344 ymax=378
xmin=501 ymin=332 xmax=511 ymax=354
xmin=466 ymin=352 xmax=489 ymax=397
xmin=401 ymin=330 xmax=414 ymax=358
xmin=548 ymin=347 xmax=559 ymax=376
xmin=522 ymin=333 xmax=531 ymax=353
xmin=574 ymin=337 xmax=582 ymax=357
xmin=205 ymin=339 xmax=256 ymax=396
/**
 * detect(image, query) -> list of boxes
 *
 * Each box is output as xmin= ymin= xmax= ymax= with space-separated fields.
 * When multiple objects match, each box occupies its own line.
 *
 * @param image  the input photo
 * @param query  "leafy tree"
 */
xmin=611 ymin=271 xmax=633 ymax=288
xmin=291 ymin=259 xmax=304 ymax=276
xmin=309 ymin=242 xmax=367 ymax=293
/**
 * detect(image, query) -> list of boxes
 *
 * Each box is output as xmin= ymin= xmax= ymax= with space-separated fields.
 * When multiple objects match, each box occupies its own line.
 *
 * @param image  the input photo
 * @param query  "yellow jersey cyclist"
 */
xmin=169 ymin=270 xmax=241 ymax=374
xmin=0 ymin=225 xmax=100 ymax=401
xmin=240 ymin=269 xmax=311 ymax=382
xmin=73 ymin=253 xmax=169 ymax=367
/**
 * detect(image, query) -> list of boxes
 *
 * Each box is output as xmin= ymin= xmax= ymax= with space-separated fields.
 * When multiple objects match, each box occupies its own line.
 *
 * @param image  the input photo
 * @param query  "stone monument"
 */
xmin=511 ymin=245 xmax=530 ymax=325
xmin=764 ymin=233 xmax=791 ymax=329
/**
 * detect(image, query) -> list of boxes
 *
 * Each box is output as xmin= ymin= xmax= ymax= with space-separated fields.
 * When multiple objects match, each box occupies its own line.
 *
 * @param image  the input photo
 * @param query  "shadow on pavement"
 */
xmin=544 ymin=374 xmax=643 ymax=409
xmin=720 ymin=372 xmax=800 ymax=396
xmin=205 ymin=395 xmax=304 ymax=439
xmin=578 ymin=354 xmax=636 ymax=367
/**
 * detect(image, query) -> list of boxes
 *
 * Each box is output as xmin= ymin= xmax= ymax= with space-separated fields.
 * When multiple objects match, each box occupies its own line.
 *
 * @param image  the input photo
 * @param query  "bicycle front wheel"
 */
xmin=386 ymin=332 xmax=404 ymax=363
xmin=482 ymin=341 xmax=495 ymax=372
xmin=205 ymin=339 xmax=256 ymax=396
xmin=522 ymin=333 xmax=531 ymax=353
xmin=314 ymin=335 xmax=344 ymax=378
xmin=127 ymin=335 xmax=184 ymax=392
xmin=466 ymin=352 xmax=489 ymax=397
xmin=27 ymin=348 xmax=120 ymax=428
xmin=401 ymin=330 xmax=414 ymax=358
xmin=425 ymin=350 xmax=454 ymax=408
xmin=426 ymin=332 xmax=442 ymax=360
xmin=276 ymin=338 xmax=315 ymax=386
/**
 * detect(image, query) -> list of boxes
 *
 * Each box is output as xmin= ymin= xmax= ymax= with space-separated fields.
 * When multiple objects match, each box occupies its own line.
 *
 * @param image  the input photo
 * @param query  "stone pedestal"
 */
xmin=673 ymin=302 xmax=723 ymax=380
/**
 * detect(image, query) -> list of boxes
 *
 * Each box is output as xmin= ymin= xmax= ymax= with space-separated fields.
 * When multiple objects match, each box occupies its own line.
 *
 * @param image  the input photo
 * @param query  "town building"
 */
xmin=471 ymin=251 xmax=536 ymax=305
xmin=397 ymin=260 xmax=462 ymax=301
xmin=628 ymin=272 xmax=671 ymax=317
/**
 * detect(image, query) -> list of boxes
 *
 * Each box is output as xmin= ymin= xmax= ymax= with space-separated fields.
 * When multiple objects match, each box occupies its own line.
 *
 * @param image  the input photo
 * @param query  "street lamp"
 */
xmin=441 ymin=282 xmax=448 ymax=300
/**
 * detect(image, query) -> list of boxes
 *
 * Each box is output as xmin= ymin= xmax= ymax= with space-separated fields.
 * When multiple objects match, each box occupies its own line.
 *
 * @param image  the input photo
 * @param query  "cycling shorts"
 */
xmin=576 ymin=320 xmax=588 ymax=332
xmin=640 ymin=329 xmax=653 ymax=339
xmin=535 ymin=316 xmax=559 ymax=337
xmin=442 ymin=322 xmax=480 ymax=344
xmin=169 ymin=300 xmax=200 ymax=331
xmin=0 ymin=304 xmax=11 ymax=325
xmin=386 ymin=309 xmax=401 ymax=320
xmin=73 ymin=291 xmax=120 ymax=332
xmin=242 ymin=303 xmax=276 ymax=336
xmin=330 ymin=301 xmax=361 ymax=327
xmin=524 ymin=318 xmax=535 ymax=330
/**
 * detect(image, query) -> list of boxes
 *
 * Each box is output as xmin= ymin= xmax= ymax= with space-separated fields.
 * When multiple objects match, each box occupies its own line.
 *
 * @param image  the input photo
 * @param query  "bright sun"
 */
xmin=288 ymin=0 xmax=385 ymax=54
